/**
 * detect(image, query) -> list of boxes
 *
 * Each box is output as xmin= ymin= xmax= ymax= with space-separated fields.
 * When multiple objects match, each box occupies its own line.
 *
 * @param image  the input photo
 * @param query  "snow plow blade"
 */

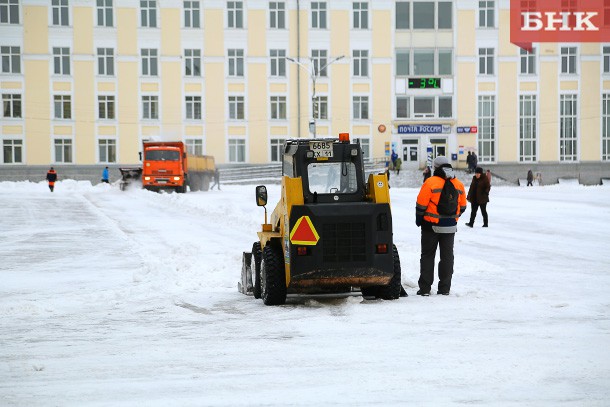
xmin=119 ymin=167 xmax=143 ymax=191
xmin=238 ymin=251 xmax=253 ymax=295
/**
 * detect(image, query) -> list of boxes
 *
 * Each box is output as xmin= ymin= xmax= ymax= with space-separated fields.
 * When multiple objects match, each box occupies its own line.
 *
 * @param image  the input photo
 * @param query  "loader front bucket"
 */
xmin=238 ymin=251 xmax=253 ymax=295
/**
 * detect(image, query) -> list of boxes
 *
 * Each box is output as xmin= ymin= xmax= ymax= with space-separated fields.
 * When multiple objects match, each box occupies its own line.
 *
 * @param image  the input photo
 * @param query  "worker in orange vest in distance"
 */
xmin=46 ymin=167 xmax=57 ymax=192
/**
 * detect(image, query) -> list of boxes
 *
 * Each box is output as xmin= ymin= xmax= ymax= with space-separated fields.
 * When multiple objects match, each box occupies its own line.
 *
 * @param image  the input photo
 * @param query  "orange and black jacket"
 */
xmin=416 ymin=174 xmax=467 ymax=230
xmin=46 ymin=170 xmax=57 ymax=183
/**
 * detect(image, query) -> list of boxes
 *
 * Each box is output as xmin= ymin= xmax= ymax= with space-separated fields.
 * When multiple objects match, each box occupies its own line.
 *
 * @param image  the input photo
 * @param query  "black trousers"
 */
xmin=469 ymin=202 xmax=488 ymax=226
xmin=418 ymin=228 xmax=455 ymax=294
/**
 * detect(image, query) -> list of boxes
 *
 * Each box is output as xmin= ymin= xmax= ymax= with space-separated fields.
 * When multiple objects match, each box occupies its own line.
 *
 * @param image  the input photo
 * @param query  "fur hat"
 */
xmin=433 ymin=156 xmax=450 ymax=169
xmin=475 ymin=167 xmax=483 ymax=174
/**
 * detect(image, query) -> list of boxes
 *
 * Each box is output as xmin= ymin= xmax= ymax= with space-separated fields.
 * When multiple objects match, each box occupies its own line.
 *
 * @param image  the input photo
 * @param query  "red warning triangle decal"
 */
xmin=290 ymin=216 xmax=320 ymax=245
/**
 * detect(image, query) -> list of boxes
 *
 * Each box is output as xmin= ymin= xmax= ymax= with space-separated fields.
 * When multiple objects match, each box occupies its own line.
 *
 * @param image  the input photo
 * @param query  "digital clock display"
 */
xmin=408 ymin=78 xmax=441 ymax=89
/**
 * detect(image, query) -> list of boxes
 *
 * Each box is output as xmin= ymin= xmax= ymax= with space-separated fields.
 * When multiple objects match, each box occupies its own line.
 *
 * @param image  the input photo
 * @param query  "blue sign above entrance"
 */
xmin=397 ymin=124 xmax=451 ymax=134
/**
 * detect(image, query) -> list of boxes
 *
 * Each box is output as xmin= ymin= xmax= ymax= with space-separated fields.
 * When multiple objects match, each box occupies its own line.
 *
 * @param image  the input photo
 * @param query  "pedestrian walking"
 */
xmin=415 ymin=156 xmax=467 ymax=296
xmin=210 ymin=169 xmax=221 ymax=190
xmin=465 ymin=167 xmax=491 ymax=228
xmin=102 ymin=166 xmax=110 ymax=183
xmin=422 ymin=166 xmax=431 ymax=182
xmin=46 ymin=167 xmax=57 ymax=192
xmin=391 ymin=150 xmax=398 ymax=170
xmin=527 ymin=169 xmax=534 ymax=186
xmin=472 ymin=152 xmax=478 ymax=171
xmin=466 ymin=151 xmax=473 ymax=173
xmin=395 ymin=157 xmax=402 ymax=175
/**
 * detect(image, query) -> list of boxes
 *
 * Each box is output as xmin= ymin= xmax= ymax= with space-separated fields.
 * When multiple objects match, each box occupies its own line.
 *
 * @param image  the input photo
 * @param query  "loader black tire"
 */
xmin=251 ymin=242 xmax=262 ymax=299
xmin=261 ymin=245 xmax=286 ymax=305
xmin=376 ymin=245 xmax=402 ymax=300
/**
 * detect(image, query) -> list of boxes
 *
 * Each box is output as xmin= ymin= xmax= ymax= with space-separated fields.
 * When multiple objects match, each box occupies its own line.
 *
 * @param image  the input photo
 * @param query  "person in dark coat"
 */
xmin=210 ymin=169 xmax=221 ymax=190
xmin=527 ymin=169 xmax=534 ymax=186
xmin=46 ymin=167 xmax=58 ymax=192
xmin=466 ymin=151 xmax=473 ymax=173
xmin=465 ymin=167 xmax=490 ymax=227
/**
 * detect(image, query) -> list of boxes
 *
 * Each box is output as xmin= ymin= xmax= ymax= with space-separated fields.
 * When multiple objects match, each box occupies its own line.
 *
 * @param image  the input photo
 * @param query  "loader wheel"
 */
xmin=251 ymin=242 xmax=262 ymax=299
xmin=261 ymin=245 xmax=287 ymax=305
xmin=377 ymin=245 xmax=402 ymax=300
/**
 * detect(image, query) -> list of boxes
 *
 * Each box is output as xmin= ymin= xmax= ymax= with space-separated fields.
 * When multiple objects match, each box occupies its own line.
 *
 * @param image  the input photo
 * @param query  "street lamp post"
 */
xmin=286 ymin=55 xmax=345 ymax=138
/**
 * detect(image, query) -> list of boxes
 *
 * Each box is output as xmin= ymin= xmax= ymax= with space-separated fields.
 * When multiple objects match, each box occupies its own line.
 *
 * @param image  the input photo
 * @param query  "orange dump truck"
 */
xmin=141 ymin=141 xmax=215 ymax=192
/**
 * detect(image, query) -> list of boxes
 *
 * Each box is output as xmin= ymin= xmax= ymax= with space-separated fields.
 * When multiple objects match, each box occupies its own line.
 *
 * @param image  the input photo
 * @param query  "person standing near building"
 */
xmin=415 ymin=156 xmax=467 ymax=296
xmin=102 ymin=166 xmax=110 ymax=183
xmin=466 ymin=151 xmax=473 ymax=173
xmin=527 ymin=169 xmax=534 ymax=186
xmin=390 ymin=150 xmax=398 ymax=171
xmin=465 ymin=167 xmax=491 ymax=228
xmin=46 ymin=167 xmax=57 ymax=192
xmin=210 ymin=169 xmax=221 ymax=190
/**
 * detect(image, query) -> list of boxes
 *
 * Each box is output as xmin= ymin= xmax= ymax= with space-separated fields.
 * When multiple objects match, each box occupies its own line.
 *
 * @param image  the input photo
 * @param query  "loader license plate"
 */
xmin=309 ymin=141 xmax=333 ymax=158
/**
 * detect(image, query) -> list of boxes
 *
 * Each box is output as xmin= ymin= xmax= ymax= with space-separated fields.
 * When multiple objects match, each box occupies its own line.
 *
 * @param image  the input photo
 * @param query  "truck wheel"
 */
xmin=261 ymin=245 xmax=287 ymax=305
xmin=377 ymin=245 xmax=402 ymax=300
xmin=251 ymin=242 xmax=262 ymax=299
xmin=202 ymin=175 xmax=210 ymax=191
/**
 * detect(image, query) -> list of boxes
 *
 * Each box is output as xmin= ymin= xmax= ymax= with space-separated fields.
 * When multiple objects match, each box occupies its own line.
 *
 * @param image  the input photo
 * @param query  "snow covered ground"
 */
xmin=1 ymin=179 xmax=609 ymax=406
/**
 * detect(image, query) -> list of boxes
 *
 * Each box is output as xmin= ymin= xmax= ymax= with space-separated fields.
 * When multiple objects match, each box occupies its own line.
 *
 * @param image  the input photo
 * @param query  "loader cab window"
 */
xmin=307 ymin=162 xmax=358 ymax=194
xmin=145 ymin=149 xmax=180 ymax=161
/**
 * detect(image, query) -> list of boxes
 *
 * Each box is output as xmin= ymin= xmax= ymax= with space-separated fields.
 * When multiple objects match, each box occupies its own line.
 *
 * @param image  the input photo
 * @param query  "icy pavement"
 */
xmin=1 ymin=180 xmax=610 ymax=406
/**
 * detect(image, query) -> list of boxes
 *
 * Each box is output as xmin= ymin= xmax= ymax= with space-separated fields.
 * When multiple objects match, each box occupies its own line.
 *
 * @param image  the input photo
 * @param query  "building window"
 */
xmin=228 ymin=138 xmax=245 ymax=162
xmin=479 ymin=47 xmax=494 ymax=75
xmin=270 ymin=49 xmax=286 ymax=77
xmin=604 ymin=46 xmax=610 ymax=74
xmin=97 ymin=0 xmax=113 ymax=27
xmin=184 ymin=1 xmax=200 ymax=28
xmin=270 ymin=96 xmax=286 ymax=120
xmin=520 ymin=48 xmax=536 ymax=75
xmin=396 ymin=50 xmax=409 ymax=76
xmin=414 ymin=49 xmax=435 ymax=75
xmin=185 ymin=49 xmax=201 ymax=76
xmin=141 ymin=48 xmax=158 ymax=76
xmin=0 ymin=0 xmax=19 ymax=24
xmin=438 ymin=1 xmax=452 ymax=29
xmin=98 ymin=95 xmax=115 ymax=119
xmin=414 ymin=97 xmax=434 ymax=118
xmin=229 ymin=96 xmax=245 ymax=120
xmin=478 ymin=0 xmax=494 ymax=28
xmin=478 ymin=95 xmax=496 ymax=162
xmin=519 ymin=95 xmax=537 ymax=162
xmin=311 ymin=49 xmax=328 ymax=77
xmin=396 ymin=96 xmax=409 ymax=118
xmin=54 ymin=138 xmax=72 ymax=163
xmin=52 ymin=0 xmax=69 ymax=26
xmin=142 ymin=95 xmax=159 ymax=119
xmin=3 ymin=139 xmax=22 ymax=163
xmin=186 ymin=95 xmax=202 ymax=120
xmin=1 ymin=46 xmax=20 ymax=74
xmin=140 ymin=0 xmax=157 ymax=27
xmin=186 ymin=138 xmax=203 ymax=155
xmin=439 ymin=49 xmax=453 ymax=75
xmin=396 ymin=2 xmax=410 ymax=29
xmin=603 ymin=94 xmax=610 ymax=161
xmin=97 ymin=48 xmax=114 ymax=76
xmin=559 ymin=94 xmax=578 ymax=161
xmin=270 ymin=2 xmax=285 ymax=29
xmin=228 ymin=49 xmax=244 ymax=77
xmin=270 ymin=138 xmax=284 ymax=162
xmin=561 ymin=47 xmax=577 ymax=74
xmin=311 ymin=2 xmax=327 ymax=29
xmin=353 ymin=96 xmax=369 ymax=120
xmin=2 ymin=94 xmax=21 ymax=118
xmin=98 ymin=139 xmax=116 ymax=163
xmin=353 ymin=2 xmax=368 ymax=29
xmin=439 ymin=96 xmax=452 ymax=118
xmin=313 ymin=96 xmax=328 ymax=120
xmin=53 ymin=47 xmax=70 ymax=76
xmin=353 ymin=50 xmax=368 ymax=77
xmin=54 ymin=95 xmax=71 ymax=119
xmin=228 ymin=1 xmax=243 ymax=28
xmin=413 ymin=2 xmax=434 ymax=29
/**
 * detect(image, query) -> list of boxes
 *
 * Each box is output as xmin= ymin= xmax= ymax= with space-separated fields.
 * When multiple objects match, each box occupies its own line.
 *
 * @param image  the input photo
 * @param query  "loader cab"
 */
xmin=283 ymin=134 xmax=366 ymax=204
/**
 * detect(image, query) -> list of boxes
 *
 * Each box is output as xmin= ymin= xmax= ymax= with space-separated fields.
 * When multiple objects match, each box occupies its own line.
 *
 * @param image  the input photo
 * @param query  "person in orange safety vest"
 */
xmin=46 ymin=167 xmax=58 ymax=192
xmin=415 ymin=156 xmax=467 ymax=296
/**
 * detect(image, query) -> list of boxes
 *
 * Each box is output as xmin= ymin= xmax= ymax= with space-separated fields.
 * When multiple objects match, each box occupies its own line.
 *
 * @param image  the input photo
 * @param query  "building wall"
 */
xmin=1 ymin=1 xmax=608 ymax=184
